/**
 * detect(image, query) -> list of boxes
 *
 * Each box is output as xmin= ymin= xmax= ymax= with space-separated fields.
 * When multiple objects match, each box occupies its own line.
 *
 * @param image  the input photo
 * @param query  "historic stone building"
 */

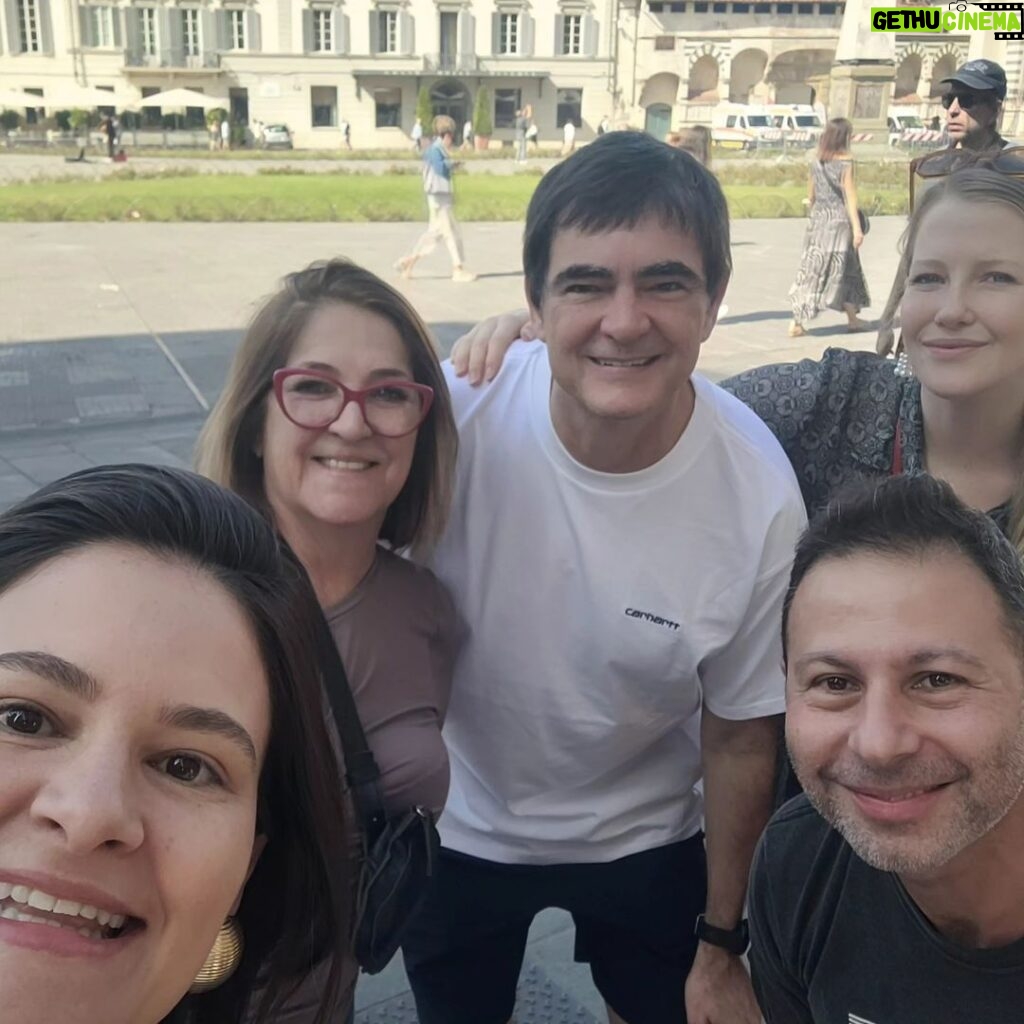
xmin=0 ymin=0 xmax=1020 ymax=147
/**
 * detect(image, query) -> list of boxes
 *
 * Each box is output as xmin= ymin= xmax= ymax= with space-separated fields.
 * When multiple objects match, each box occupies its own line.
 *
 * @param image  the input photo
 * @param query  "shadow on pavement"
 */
xmin=0 ymin=323 xmax=475 ymax=435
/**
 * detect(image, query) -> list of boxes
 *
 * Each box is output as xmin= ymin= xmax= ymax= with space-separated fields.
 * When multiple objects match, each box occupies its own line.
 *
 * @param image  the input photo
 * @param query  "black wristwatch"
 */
xmin=694 ymin=914 xmax=750 ymax=955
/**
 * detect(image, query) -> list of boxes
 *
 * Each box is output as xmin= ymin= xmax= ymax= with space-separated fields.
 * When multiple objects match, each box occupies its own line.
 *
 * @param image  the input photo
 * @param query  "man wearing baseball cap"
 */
xmin=939 ymin=58 xmax=1008 ymax=151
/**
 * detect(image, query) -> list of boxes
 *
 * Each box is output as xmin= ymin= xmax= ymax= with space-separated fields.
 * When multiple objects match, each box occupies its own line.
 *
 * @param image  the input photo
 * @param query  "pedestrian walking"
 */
xmin=411 ymin=116 xmax=423 ymax=152
xmin=220 ymin=115 xmax=230 ymax=151
xmin=597 ymin=114 xmax=611 ymax=135
xmin=102 ymin=115 xmax=116 ymax=158
xmin=393 ymin=115 xmax=477 ymax=282
xmin=462 ymin=118 xmax=473 ymax=150
xmin=514 ymin=107 xmax=528 ymax=163
xmin=787 ymin=117 xmax=869 ymax=337
xmin=561 ymin=118 xmax=576 ymax=154
xmin=340 ymin=118 xmax=352 ymax=150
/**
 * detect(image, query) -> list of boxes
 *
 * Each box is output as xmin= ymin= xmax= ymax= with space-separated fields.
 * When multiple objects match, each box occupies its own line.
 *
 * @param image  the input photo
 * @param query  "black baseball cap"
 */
xmin=941 ymin=59 xmax=1007 ymax=101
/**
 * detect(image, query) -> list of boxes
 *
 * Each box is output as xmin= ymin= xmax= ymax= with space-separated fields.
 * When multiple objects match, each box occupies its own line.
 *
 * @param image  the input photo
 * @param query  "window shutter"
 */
xmin=112 ymin=5 xmax=123 ymax=46
xmin=491 ymin=11 xmax=499 ymax=53
xmin=301 ymin=8 xmax=313 ymax=51
xmin=458 ymin=8 xmax=473 ymax=55
xmin=167 ymin=7 xmax=184 ymax=62
xmin=39 ymin=0 xmax=54 ymax=53
xmin=4 ymin=0 xmax=22 ymax=54
xmin=368 ymin=9 xmax=379 ymax=52
xmin=554 ymin=13 xmax=564 ymax=55
xmin=400 ymin=8 xmax=413 ymax=53
xmin=201 ymin=8 xmax=217 ymax=53
xmin=246 ymin=9 xmax=261 ymax=49
xmin=521 ymin=12 xmax=533 ymax=56
xmin=213 ymin=10 xmax=227 ymax=48
xmin=333 ymin=8 xmax=347 ymax=52
xmin=125 ymin=6 xmax=141 ymax=57
xmin=79 ymin=5 xmax=92 ymax=46
xmin=584 ymin=14 xmax=598 ymax=57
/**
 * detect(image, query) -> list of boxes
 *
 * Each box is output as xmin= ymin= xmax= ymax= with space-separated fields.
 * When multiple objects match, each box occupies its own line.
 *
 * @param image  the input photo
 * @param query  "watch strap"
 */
xmin=694 ymin=913 xmax=750 ymax=955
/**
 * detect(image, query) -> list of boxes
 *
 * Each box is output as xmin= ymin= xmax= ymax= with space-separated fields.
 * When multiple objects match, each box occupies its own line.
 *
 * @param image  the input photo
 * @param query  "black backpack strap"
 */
xmin=314 ymin=611 xmax=388 ymax=835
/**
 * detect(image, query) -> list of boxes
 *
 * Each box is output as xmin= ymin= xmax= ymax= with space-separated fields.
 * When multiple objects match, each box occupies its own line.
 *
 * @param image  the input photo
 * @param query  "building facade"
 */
xmin=1 ymin=0 xmax=1022 ymax=147
xmin=0 ymin=0 xmax=616 ymax=147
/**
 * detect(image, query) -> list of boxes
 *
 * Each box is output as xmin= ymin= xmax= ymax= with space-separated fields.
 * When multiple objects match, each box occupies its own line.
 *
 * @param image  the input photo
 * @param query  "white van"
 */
xmin=768 ymin=104 xmax=824 ymax=146
xmin=888 ymin=106 xmax=943 ymax=148
xmin=711 ymin=104 xmax=773 ymax=150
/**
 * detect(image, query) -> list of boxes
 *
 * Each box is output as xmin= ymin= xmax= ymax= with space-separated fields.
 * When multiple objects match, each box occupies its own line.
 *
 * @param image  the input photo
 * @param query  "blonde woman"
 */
xmin=196 ymin=258 xmax=460 ymax=1021
xmin=788 ymin=116 xmax=870 ymax=337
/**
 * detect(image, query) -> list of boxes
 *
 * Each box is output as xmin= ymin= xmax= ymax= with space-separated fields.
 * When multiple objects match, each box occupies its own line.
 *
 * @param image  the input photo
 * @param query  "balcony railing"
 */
xmin=422 ymin=53 xmax=479 ymax=73
xmin=124 ymin=49 xmax=222 ymax=69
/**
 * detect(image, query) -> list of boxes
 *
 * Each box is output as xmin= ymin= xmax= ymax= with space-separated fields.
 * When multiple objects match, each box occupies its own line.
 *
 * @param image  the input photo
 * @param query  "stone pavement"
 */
xmin=0 ymin=217 xmax=903 ymax=507
xmin=0 ymin=216 xmax=905 ymax=1021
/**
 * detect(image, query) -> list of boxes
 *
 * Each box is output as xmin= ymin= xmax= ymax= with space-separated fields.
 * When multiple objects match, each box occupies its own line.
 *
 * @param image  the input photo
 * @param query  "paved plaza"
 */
xmin=0 ymin=214 xmax=905 ymax=1021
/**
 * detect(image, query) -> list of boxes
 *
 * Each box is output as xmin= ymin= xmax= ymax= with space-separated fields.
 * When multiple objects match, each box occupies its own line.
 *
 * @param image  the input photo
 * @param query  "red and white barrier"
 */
xmin=899 ymin=128 xmax=944 ymax=145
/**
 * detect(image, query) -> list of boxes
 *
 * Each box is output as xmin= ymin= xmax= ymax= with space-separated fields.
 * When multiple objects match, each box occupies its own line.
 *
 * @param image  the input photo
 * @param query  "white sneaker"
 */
xmin=452 ymin=267 xmax=477 ymax=283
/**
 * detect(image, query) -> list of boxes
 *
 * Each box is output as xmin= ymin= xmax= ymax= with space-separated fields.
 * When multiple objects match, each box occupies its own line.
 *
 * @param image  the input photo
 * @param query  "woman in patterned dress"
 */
xmin=787 ymin=117 xmax=870 ymax=338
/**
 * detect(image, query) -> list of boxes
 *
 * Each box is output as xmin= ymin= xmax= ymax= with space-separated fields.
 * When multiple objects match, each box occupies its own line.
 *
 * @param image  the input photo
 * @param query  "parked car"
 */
xmin=261 ymin=124 xmax=293 ymax=150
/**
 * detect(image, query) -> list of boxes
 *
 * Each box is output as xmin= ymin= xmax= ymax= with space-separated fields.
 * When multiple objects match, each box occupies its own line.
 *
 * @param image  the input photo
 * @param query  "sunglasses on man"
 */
xmin=940 ymin=91 xmax=992 ymax=111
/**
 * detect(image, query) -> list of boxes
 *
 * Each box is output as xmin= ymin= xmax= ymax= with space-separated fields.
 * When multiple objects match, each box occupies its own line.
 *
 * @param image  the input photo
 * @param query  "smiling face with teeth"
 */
xmin=786 ymin=549 xmax=1024 ymax=880
xmin=529 ymin=216 xmax=725 ymax=473
xmin=261 ymin=301 xmax=420 ymax=559
xmin=0 ymin=544 xmax=270 ymax=1024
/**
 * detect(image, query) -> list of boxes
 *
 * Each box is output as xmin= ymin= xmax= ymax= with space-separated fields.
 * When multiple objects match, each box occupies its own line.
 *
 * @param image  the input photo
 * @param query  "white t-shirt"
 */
xmin=432 ymin=343 xmax=806 ymax=864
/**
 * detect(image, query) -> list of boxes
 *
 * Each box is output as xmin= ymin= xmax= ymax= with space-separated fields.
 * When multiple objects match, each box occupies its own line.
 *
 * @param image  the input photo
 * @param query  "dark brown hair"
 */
xmin=817 ymin=117 xmax=853 ymax=161
xmin=0 ymin=464 xmax=352 ymax=1024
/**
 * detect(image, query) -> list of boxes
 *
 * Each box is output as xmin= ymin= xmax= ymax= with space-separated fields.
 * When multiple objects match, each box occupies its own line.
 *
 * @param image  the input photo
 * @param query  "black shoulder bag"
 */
xmin=314 ymin=615 xmax=440 ymax=975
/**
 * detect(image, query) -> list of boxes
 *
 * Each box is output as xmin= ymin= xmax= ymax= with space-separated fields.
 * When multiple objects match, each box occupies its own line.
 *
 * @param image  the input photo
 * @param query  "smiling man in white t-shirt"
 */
xmin=403 ymin=131 xmax=806 ymax=1024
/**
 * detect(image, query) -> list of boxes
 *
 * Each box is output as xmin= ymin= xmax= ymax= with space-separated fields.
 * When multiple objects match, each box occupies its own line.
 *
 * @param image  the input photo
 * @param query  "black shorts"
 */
xmin=402 ymin=834 xmax=707 ymax=1024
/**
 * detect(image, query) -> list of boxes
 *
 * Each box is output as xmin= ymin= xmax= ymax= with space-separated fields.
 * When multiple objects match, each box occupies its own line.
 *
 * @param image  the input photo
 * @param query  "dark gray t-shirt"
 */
xmin=749 ymin=796 xmax=1024 ymax=1023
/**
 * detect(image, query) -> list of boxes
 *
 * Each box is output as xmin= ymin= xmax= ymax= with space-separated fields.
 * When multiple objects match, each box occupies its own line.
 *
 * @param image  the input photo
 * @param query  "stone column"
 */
xmin=828 ymin=0 xmax=895 ymax=132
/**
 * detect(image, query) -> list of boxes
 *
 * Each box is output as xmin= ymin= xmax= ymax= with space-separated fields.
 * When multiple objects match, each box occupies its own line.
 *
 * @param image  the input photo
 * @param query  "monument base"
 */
xmin=829 ymin=62 xmax=896 ymax=133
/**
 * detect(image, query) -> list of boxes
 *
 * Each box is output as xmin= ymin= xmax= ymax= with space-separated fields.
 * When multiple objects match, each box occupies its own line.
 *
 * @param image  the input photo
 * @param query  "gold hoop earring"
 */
xmin=190 ymin=918 xmax=244 ymax=993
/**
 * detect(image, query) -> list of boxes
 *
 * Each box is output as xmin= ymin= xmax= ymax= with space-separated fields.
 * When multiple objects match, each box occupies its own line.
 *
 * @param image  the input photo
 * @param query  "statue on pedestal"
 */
xmin=828 ymin=0 xmax=897 ymax=131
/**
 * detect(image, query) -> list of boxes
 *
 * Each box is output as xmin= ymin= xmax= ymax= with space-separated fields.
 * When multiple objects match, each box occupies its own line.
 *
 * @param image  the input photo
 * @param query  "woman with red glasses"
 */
xmin=195 ymin=258 xmax=459 ymax=1022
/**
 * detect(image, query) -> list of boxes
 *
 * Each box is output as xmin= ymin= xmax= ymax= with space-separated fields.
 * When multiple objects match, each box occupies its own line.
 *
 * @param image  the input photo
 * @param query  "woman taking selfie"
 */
xmin=0 ymin=464 xmax=352 ymax=1024
xmin=196 ymin=258 xmax=460 ymax=1017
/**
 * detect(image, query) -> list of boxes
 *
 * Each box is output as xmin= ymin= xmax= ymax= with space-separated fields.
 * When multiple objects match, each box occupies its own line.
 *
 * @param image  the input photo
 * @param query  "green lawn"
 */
xmin=0 ymin=169 xmax=909 ymax=222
